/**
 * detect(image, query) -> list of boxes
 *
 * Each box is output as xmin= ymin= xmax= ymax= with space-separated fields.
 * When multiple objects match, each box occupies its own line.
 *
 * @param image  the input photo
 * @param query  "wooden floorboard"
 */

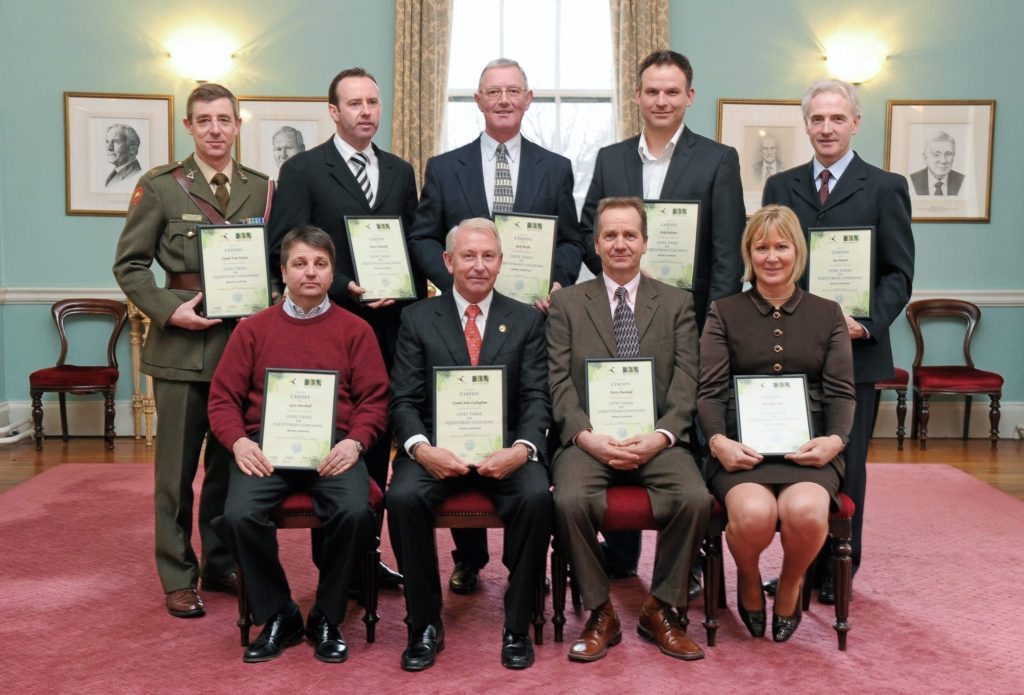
xmin=1 ymin=435 xmax=1021 ymax=499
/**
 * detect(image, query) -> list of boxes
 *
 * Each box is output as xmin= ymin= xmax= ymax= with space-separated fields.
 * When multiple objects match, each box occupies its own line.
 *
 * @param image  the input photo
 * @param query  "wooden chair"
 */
xmin=701 ymin=493 xmax=855 ymax=650
xmin=29 ymin=298 xmax=127 ymax=450
xmin=434 ymin=490 xmax=548 ymax=644
xmin=906 ymin=299 xmax=1003 ymax=449
xmin=235 ymin=479 xmax=385 ymax=645
xmin=873 ymin=367 xmax=910 ymax=450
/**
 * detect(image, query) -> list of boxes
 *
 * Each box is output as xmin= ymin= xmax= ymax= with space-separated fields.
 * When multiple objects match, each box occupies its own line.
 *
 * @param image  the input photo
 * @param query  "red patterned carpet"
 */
xmin=1 ymin=463 xmax=1022 ymax=693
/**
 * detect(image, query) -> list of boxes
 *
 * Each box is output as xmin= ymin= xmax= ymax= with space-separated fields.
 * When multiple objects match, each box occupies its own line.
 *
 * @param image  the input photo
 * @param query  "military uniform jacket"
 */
xmin=112 ymin=154 xmax=272 ymax=381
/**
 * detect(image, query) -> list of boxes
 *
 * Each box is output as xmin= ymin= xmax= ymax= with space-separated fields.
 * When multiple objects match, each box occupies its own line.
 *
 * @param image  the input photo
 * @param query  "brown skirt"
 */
xmin=708 ymin=457 xmax=842 ymax=508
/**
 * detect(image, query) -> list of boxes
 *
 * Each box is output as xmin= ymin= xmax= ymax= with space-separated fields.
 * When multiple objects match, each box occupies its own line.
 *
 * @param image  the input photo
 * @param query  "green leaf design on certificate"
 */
xmin=266 ymin=372 xmax=282 ymax=394
xmin=436 ymin=370 xmax=452 ymax=389
xmin=736 ymin=379 xmax=751 ymax=397
xmin=809 ymin=233 xmax=824 ymax=251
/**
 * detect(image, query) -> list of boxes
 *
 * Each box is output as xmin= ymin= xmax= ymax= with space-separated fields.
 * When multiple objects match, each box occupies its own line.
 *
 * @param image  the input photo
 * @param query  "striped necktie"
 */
xmin=493 ymin=143 xmax=514 ymax=213
xmin=612 ymin=287 xmax=640 ymax=358
xmin=351 ymin=152 xmax=374 ymax=206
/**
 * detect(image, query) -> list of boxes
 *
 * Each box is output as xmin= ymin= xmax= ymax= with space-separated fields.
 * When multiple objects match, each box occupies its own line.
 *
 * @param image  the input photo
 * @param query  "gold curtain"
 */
xmin=610 ymin=0 xmax=670 ymax=139
xmin=391 ymin=0 xmax=453 ymax=188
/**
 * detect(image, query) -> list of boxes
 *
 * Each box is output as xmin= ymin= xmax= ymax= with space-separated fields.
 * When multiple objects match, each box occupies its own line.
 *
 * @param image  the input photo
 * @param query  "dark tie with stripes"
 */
xmin=493 ymin=143 xmax=514 ymax=213
xmin=351 ymin=152 xmax=373 ymax=206
xmin=818 ymin=169 xmax=831 ymax=206
xmin=612 ymin=286 xmax=640 ymax=358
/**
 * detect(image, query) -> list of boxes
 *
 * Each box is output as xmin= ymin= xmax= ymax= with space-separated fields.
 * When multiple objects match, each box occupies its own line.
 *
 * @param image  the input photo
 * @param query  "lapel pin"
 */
xmin=498 ymin=324 xmax=507 ymax=333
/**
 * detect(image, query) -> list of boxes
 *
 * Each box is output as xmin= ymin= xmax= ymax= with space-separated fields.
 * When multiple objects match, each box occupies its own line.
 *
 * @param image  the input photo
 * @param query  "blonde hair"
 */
xmin=740 ymin=205 xmax=807 ymax=286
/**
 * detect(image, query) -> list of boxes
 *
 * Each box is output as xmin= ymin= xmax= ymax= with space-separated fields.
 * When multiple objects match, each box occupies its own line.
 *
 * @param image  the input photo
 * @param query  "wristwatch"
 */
xmin=353 ymin=440 xmax=365 ymax=454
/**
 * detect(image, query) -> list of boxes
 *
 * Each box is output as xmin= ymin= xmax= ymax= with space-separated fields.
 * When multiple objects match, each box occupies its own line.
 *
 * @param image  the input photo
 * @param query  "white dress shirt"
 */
xmin=334 ymin=134 xmax=379 ymax=203
xmin=638 ymin=121 xmax=686 ymax=199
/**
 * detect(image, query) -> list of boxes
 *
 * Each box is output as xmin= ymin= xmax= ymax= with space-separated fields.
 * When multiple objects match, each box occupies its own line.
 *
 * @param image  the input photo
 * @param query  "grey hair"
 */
xmin=445 ymin=218 xmax=503 ymax=253
xmin=923 ymin=130 xmax=956 ymax=153
xmin=108 ymin=124 xmax=140 ymax=152
xmin=273 ymin=125 xmax=305 ymax=149
xmin=477 ymin=58 xmax=529 ymax=91
xmin=801 ymin=79 xmax=861 ymax=120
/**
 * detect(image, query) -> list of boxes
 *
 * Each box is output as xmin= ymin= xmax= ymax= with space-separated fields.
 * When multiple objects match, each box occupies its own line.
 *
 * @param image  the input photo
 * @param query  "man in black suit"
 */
xmin=908 ymin=131 xmax=964 ymax=196
xmin=580 ymin=50 xmax=745 ymax=582
xmin=386 ymin=218 xmax=551 ymax=671
xmin=267 ymin=67 xmax=418 ymax=587
xmin=407 ymin=57 xmax=583 ymax=594
xmin=762 ymin=79 xmax=915 ymax=602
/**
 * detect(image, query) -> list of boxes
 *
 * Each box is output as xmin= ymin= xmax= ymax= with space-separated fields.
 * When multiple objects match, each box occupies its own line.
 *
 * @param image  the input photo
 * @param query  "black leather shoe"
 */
xmin=449 ymin=561 xmax=479 ymax=595
xmin=244 ymin=605 xmax=304 ymax=663
xmin=762 ymin=577 xmax=778 ymax=597
xmin=687 ymin=570 xmax=702 ymax=601
xmin=306 ymin=606 xmax=348 ymax=663
xmin=736 ymin=579 xmax=766 ymax=638
xmin=378 ymin=561 xmax=404 ymax=589
xmin=402 ymin=624 xmax=444 ymax=671
xmin=501 ymin=629 xmax=535 ymax=670
xmin=818 ymin=573 xmax=837 ymax=605
xmin=200 ymin=571 xmax=239 ymax=596
xmin=772 ymin=594 xmax=803 ymax=643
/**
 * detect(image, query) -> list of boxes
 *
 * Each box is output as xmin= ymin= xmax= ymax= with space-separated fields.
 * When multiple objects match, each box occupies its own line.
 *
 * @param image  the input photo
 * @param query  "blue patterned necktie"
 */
xmin=612 ymin=286 xmax=640 ymax=357
xmin=493 ymin=143 xmax=514 ymax=213
xmin=351 ymin=152 xmax=374 ymax=206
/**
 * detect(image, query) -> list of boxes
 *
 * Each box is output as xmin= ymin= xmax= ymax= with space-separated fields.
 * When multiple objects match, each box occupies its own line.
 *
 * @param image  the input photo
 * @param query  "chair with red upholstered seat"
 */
xmin=29 ymin=298 xmax=127 ymax=450
xmin=906 ymin=299 xmax=1003 ymax=450
xmin=434 ymin=490 xmax=548 ymax=644
xmin=701 ymin=493 xmax=855 ymax=650
xmin=873 ymin=367 xmax=910 ymax=450
xmin=235 ymin=479 xmax=385 ymax=645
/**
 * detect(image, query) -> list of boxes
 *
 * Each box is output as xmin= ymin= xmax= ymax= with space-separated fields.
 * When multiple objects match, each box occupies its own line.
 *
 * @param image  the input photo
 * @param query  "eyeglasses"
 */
xmin=480 ymin=87 xmax=526 ymax=101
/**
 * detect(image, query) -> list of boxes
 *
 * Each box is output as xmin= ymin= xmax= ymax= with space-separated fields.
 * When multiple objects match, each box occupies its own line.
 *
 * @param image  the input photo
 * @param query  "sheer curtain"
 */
xmin=610 ymin=0 xmax=670 ymax=139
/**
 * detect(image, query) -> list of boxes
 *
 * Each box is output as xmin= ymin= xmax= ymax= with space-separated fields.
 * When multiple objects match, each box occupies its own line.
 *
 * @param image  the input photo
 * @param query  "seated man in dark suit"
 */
xmin=387 ymin=218 xmax=551 ymax=671
xmin=548 ymin=197 xmax=711 ymax=663
xmin=209 ymin=226 xmax=388 ymax=663
xmin=908 ymin=130 xmax=964 ymax=196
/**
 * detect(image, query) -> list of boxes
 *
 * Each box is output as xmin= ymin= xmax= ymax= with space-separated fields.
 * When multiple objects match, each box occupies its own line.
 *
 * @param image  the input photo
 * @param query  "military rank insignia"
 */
xmin=130 ymin=185 xmax=144 ymax=207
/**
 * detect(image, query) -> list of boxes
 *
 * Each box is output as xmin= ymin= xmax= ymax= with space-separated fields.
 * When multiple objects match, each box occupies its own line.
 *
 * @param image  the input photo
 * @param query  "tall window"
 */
xmin=444 ymin=0 xmax=615 ymax=211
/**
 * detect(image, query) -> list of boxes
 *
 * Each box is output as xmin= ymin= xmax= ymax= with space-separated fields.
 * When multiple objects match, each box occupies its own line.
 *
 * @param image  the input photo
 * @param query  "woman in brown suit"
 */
xmin=697 ymin=205 xmax=855 ymax=642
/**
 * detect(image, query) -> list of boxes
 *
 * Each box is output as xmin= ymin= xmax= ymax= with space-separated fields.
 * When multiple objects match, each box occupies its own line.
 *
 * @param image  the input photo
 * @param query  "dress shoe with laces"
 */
xmin=200 ymin=571 xmax=239 ymax=596
xmin=501 ymin=629 xmax=535 ymax=669
xmin=243 ymin=605 xmax=305 ymax=663
xmin=165 ymin=588 xmax=205 ymax=618
xmin=737 ymin=577 xmax=766 ymax=638
xmin=772 ymin=591 xmax=804 ymax=643
xmin=402 ymin=624 xmax=444 ymax=671
xmin=448 ymin=561 xmax=479 ymax=595
xmin=569 ymin=600 xmax=621 ymax=662
xmin=306 ymin=605 xmax=348 ymax=663
xmin=637 ymin=594 xmax=704 ymax=660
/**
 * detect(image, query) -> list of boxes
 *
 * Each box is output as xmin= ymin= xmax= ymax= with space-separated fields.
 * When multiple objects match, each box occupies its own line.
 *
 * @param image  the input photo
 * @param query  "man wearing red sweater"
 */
xmin=209 ymin=226 xmax=389 ymax=664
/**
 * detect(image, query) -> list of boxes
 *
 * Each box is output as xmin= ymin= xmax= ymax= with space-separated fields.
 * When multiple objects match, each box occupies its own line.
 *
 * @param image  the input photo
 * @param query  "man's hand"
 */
xmin=233 ymin=437 xmax=273 ymax=477
xmin=617 ymin=432 xmax=670 ymax=466
xmin=844 ymin=314 xmax=867 ymax=339
xmin=414 ymin=443 xmax=472 ymax=480
xmin=533 ymin=282 xmax=563 ymax=314
xmin=318 ymin=438 xmax=361 ymax=477
xmin=577 ymin=430 xmax=642 ymax=470
xmin=348 ymin=280 xmax=396 ymax=310
xmin=476 ymin=443 xmax=530 ymax=480
xmin=711 ymin=435 xmax=763 ymax=472
xmin=785 ymin=435 xmax=844 ymax=468
xmin=167 ymin=293 xmax=223 ymax=330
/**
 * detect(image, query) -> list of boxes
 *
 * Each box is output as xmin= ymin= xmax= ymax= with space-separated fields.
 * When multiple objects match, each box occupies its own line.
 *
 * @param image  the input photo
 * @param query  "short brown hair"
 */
xmin=280 ymin=225 xmax=336 ymax=269
xmin=637 ymin=50 xmax=693 ymax=89
xmin=329 ymin=67 xmax=378 ymax=106
xmin=596 ymin=197 xmax=647 ymax=240
xmin=740 ymin=205 xmax=807 ymax=286
xmin=185 ymin=83 xmax=238 ymax=121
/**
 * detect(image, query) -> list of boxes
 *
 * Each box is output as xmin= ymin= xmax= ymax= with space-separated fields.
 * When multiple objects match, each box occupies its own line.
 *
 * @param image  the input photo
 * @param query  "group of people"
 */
xmin=111 ymin=49 xmax=914 ymax=670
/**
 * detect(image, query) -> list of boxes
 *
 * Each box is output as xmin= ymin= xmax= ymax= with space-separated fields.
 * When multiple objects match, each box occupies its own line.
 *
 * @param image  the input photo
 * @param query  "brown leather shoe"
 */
xmin=201 ymin=571 xmax=239 ymax=596
xmin=637 ymin=594 xmax=704 ymax=660
xmin=568 ymin=601 xmax=621 ymax=662
xmin=165 ymin=588 xmax=205 ymax=618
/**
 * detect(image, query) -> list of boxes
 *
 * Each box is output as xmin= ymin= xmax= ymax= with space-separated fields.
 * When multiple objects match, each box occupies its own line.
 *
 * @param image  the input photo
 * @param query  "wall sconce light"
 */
xmin=167 ymin=26 xmax=236 ymax=82
xmin=824 ymin=33 xmax=887 ymax=84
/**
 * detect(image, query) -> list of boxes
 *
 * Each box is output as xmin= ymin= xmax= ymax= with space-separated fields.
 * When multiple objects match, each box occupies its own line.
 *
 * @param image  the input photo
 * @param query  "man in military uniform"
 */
xmin=113 ymin=83 xmax=273 ymax=618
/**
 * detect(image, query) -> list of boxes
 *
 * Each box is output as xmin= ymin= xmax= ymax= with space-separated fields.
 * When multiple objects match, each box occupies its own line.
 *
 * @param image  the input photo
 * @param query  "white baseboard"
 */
xmin=873 ymin=398 xmax=1022 ymax=439
xmin=2 ymin=400 xmax=155 ymax=439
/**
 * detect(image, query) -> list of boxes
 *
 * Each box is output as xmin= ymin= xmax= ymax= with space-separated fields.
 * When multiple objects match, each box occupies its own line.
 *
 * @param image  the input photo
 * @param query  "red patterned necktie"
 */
xmin=818 ymin=169 xmax=831 ymax=206
xmin=464 ymin=304 xmax=482 ymax=366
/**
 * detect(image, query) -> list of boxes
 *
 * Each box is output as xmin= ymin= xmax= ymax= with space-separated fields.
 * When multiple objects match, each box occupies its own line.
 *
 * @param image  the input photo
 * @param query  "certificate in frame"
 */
xmin=807 ymin=227 xmax=875 ymax=319
xmin=260 ymin=368 xmax=339 ymax=469
xmin=433 ymin=365 xmax=507 ymax=464
xmin=196 ymin=224 xmax=272 ymax=319
xmin=642 ymin=200 xmax=700 ymax=290
xmin=734 ymin=374 xmax=812 ymax=456
xmin=584 ymin=357 xmax=656 ymax=439
xmin=493 ymin=212 xmax=557 ymax=305
xmin=344 ymin=216 xmax=417 ymax=302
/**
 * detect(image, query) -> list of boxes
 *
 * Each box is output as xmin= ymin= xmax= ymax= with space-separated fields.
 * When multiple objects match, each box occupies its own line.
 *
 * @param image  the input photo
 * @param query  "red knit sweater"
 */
xmin=208 ymin=303 xmax=389 ymax=452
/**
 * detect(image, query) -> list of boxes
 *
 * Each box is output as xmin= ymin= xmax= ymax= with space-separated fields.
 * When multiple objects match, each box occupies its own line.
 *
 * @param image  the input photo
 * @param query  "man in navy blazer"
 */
xmin=762 ymin=79 xmax=915 ymax=601
xmin=407 ymin=58 xmax=583 ymax=592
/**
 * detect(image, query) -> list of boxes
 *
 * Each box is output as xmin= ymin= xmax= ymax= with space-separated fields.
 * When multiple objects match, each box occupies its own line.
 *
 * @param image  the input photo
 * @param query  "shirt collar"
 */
xmin=452 ymin=287 xmax=495 ymax=321
xmin=481 ymin=131 xmax=522 ymax=162
xmin=747 ymin=285 xmax=804 ymax=316
xmin=282 ymin=295 xmax=331 ymax=319
xmin=637 ymin=121 xmax=685 ymax=162
xmin=813 ymin=149 xmax=855 ymax=181
xmin=602 ymin=272 xmax=642 ymax=306
xmin=192 ymin=153 xmax=232 ymax=186
xmin=333 ymin=133 xmax=376 ymax=166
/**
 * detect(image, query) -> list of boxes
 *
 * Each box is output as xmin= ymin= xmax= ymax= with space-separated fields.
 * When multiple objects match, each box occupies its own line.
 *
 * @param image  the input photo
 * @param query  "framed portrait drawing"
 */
xmin=885 ymin=100 xmax=995 ymax=222
xmin=717 ymin=99 xmax=814 ymax=215
xmin=64 ymin=92 xmax=173 ymax=216
xmin=236 ymin=97 xmax=335 ymax=180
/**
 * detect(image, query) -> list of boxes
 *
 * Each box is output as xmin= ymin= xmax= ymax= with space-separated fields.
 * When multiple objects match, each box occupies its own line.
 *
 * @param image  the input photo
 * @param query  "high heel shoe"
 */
xmin=736 ymin=578 xmax=766 ymax=638
xmin=771 ymin=587 xmax=803 ymax=642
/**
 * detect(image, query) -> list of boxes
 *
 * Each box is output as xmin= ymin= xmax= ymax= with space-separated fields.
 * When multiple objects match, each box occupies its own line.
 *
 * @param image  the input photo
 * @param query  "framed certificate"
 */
xmin=433 ymin=366 xmax=506 ymax=464
xmin=584 ymin=358 xmax=656 ymax=439
xmin=259 ymin=368 xmax=339 ymax=470
xmin=344 ymin=216 xmax=417 ymax=302
xmin=197 ymin=224 xmax=272 ymax=319
xmin=493 ymin=213 xmax=556 ymax=304
xmin=641 ymin=201 xmax=700 ymax=289
xmin=807 ymin=227 xmax=875 ymax=318
xmin=734 ymin=374 xmax=812 ymax=455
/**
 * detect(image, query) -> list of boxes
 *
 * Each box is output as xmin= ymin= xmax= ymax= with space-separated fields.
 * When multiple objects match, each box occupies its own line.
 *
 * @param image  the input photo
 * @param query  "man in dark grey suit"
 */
xmin=762 ymin=79 xmax=915 ymax=602
xmin=908 ymin=130 xmax=964 ymax=195
xmin=549 ymin=197 xmax=709 ymax=663
xmin=267 ymin=67 xmax=417 ymax=587
xmin=580 ymin=49 xmax=744 ymax=582
xmin=407 ymin=57 xmax=583 ymax=593
xmin=387 ymin=218 xmax=551 ymax=671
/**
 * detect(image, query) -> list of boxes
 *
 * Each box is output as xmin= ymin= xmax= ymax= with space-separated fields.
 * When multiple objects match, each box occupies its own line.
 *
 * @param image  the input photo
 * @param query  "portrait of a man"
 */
xmin=272 ymin=125 xmax=305 ymax=168
xmin=104 ymin=123 xmax=142 ymax=187
xmin=751 ymin=133 xmax=784 ymax=183
xmin=908 ymin=130 xmax=964 ymax=196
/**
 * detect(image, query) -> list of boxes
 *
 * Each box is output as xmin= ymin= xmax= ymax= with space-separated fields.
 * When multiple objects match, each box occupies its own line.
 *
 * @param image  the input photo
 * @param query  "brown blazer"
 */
xmin=547 ymin=275 xmax=699 ymax=449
